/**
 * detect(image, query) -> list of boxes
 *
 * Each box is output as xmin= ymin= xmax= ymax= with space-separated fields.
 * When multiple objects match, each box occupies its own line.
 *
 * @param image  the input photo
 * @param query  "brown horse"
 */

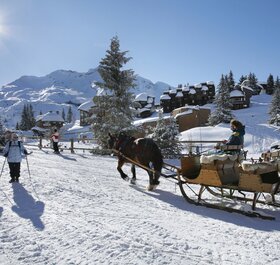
xmin=108 ymin=132 xmax=163 ymax=191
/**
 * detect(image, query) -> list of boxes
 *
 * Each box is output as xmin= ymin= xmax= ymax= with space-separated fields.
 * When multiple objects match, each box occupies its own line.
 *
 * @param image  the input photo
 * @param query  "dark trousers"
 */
xmin=8 ymin=162 xmax=21 ymax=180
xmin=53 ymin=142 xmax=59 ymax=153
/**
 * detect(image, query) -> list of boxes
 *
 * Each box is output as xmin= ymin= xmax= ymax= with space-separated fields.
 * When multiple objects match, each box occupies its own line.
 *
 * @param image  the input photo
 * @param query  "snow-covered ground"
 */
xmin=0 ymin=93 xmax=280 ymax=265
xmin=1 ymin=147 xmax=280 ymax=265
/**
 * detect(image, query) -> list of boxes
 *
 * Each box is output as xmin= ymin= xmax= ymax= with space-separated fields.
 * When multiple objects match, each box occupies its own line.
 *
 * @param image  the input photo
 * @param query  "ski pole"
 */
xmin=0 ymin=158 xmax=6 ymax=180
xmin=25 ymin=155 xmax=31 ymax=181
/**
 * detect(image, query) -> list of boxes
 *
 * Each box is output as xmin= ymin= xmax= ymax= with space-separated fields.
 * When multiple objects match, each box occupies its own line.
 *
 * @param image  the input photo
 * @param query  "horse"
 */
xmin=108 ymin=132 xmax=163 ymax=191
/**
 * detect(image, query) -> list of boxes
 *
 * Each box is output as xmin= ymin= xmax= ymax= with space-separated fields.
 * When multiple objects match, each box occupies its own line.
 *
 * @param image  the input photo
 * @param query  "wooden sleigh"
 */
xmin=163 ymin=144 xmax=280 ymax=220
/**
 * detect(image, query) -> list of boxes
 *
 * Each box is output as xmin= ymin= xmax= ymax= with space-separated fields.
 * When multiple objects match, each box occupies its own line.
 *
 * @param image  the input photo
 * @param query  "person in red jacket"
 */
xmin=51 ymin=129 xmax=60 ymax=154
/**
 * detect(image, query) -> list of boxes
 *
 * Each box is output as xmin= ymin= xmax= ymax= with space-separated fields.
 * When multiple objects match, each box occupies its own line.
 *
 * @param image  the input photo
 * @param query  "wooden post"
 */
xmin=70 ymin=138 xmax=74 ymax=153
xmin=39 ymin=136 xmax=42 ymax=149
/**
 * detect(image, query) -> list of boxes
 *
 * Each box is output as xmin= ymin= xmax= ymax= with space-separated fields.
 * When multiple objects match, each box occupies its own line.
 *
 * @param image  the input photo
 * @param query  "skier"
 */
xmin=3 ymin=133 xmax=28 ymax=183
xmin=51 ymin=129 xmax=60 ymax=154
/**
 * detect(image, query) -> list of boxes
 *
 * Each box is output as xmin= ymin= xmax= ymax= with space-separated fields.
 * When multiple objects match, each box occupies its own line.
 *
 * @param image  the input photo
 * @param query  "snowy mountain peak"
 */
xmin=0 ymin=68 xmax=172 ymax=129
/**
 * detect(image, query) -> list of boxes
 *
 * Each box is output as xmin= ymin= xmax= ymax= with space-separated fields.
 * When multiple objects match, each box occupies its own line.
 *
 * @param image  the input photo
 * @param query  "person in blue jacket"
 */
xmin=3 ymin=133 xmax=28 ymax=183
xmin=223 ymin=119 xmax=245 ymax=148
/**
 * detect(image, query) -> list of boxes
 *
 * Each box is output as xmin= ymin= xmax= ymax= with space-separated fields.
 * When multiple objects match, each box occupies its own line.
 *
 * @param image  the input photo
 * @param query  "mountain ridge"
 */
xmin=0 ymin=68 xmax=173 ymax=129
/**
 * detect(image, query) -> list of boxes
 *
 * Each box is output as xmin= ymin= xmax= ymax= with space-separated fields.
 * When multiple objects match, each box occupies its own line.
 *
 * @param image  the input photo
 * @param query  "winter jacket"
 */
xmin=226 ymin=125 xmax=245 ymax=146
xmin=3 ymin=140 xmax=27 ymax=163
xmin=51 ymin=132 xmax=60 ymax=143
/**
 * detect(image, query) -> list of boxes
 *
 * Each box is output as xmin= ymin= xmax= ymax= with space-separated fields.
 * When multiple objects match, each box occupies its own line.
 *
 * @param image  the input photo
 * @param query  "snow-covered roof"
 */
xmin=194 ymin=84 xmax=202 ymax=88
xmin=189 ymin=88 xmax=196 ymax=94
xmin=78 ymin=100 xmax=95 ymax=112
xmin=160 ymin=94 xmax=171 ymax=100
xmin=182 ymin=86 xmax=190 ymax=91
xmin=241 ymin=85 xmax=254 ymax=91
xmin=36 ymin=111 xmax=64 ymax=122
xmin=206 ymin=81 xmax=214 ymax=85
xmin=31 ymin=126 xmax=48 ymax=132
xmin=169 ymin=89 xmax=177 ymax=94
xmin=201 ymin=85 xmax=209 ymax=91
xmin=230 ymin=90 xmax=244 ymax=97
xmin=176 ymin=91 xmax=183 ymax=97
xmin=174 ymin=109 xmax=193 ymax=119
xmin=138 ymin=108 xmax=150 ymax=113
xmin=135 ymin=92 xmax=148 ymax=102
xmin=144 ymin=103 xmax=153 ymax=108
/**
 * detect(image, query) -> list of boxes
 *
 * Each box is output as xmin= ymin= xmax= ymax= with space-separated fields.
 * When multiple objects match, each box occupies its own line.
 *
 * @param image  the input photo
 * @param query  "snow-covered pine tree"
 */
xmin=208 ymin=74 xmax=233 ymax=125
xmin=151 ymin=110 xmax=182 ymax=158
xmin=92 ymin=36 xmax=136 ymax=148
xmin=269 ymin=76 xmax=280 ymax=125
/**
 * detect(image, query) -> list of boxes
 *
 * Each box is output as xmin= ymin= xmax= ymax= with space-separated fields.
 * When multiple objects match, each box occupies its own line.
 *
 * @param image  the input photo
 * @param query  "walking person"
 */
xmin=51 ymin=129 xmax=60 ymax=154
xmin=3 ymin=133 xmax=28 ymax=183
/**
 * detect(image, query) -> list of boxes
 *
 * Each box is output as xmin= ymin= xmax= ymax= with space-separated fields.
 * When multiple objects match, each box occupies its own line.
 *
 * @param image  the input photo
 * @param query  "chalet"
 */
xmin=32 ymin=111 xmax=64 ymax=135
xmin=134 ymin=93 xmax=155 ymax=118
xmin=172 ymin=105 xmax=211 ymax=132
xmin=230 ymin=89 xmax=247 ymax=109
xmin=78 ymin=100 xmax=95 ymax=126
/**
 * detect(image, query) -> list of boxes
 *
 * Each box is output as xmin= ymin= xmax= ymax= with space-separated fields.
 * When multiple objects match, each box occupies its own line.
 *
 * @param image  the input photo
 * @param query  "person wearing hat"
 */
xmin=3 ymin=133 xmax=28 ymax=183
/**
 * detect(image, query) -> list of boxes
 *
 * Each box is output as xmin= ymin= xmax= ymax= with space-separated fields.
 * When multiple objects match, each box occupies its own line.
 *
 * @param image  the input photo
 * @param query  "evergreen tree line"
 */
xmin=209 ymin=71 xmax=280 ymax=126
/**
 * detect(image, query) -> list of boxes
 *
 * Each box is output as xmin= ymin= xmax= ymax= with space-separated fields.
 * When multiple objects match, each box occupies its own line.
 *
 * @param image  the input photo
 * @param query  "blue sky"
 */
xmin=0 ymin=0 xmax=280 ymax=87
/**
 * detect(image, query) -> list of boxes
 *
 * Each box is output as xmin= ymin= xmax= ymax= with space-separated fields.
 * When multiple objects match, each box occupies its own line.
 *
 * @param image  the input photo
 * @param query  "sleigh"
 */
xmin=163 ymin=145 xmax=280 ymax=220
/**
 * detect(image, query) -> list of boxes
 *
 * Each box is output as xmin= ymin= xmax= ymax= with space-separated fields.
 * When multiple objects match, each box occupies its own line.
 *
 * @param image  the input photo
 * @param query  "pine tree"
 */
xmin=208 ymin=74 xmax=233 ymax=125
xmin=19 ymin=104 xmax=35 ymax=130
xmin=0 ymin=117 xmax=5 ymax=135
xmin=151 ymin=110 xmax=182 ymax=158
xmin=269 ymin=76 xmax=280 ymax=125
xmin=67 ymin=106 xmax=73 ymax=123
xmin=239 ymin=75 xmax=247 ymax=85
xmin=267 ymin=74 xmax=274 ymax=94
xmin=92 ymin=36 xmax=136 ymax=148
xmin=62 ymin=108 xmax=66 ymax=121
xmin=228 ymin=70 xmax=235 ymax=91
xmin=247 ymin=72 xmax=259 ymax=94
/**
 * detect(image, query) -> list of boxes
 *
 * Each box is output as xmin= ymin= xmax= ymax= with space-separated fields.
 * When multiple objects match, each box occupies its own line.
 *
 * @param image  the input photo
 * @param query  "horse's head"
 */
xmin=108 ymin=132 xmax=129 ymax=150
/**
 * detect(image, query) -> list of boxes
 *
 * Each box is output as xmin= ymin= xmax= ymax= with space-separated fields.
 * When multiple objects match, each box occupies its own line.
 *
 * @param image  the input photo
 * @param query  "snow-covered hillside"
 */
xmin=0 ymin=68 xmax=172 ymax=129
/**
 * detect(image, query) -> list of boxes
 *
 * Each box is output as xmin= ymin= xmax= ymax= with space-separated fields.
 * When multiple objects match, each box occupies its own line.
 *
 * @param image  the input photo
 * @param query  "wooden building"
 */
xmin=160 ymin=81 xmax=215 ymax=113
xmin=171 ymin=106 xmax=211 ymax=132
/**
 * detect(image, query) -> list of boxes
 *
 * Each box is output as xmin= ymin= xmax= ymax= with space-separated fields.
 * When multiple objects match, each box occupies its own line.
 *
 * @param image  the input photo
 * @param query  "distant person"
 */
xmin=3 ymin=133 xmax=28 ymax=183
xmin=51 ymin=129 xmax=60 ymax=154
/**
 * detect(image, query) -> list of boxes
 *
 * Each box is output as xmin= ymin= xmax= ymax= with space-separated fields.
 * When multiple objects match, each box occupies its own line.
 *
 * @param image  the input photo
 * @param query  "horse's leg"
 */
xmin=117 ymin=158 xmax=129 ymax=181
xmin=145 ymin=165 xmax=156 ymax=191
xmin=130 ymin=164 xmax=136 ymax=184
